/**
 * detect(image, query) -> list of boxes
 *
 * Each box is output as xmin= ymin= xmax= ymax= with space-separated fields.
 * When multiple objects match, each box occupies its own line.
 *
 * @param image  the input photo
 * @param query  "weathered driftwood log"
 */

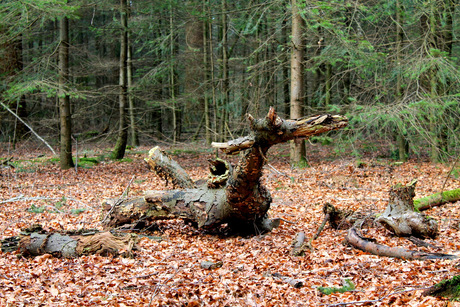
xmin=345 ymin=227 xmax=456 ymax=260
xmin=376 ymin=179 xmax=438 ymax=239
xmin=1 ymin=225 xmax=138 ymax=258
xmin=102 ymin=108 xmax=348 ymax=233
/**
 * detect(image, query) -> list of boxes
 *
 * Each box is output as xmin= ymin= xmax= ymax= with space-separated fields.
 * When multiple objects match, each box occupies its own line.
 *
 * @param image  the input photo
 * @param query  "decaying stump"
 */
xmin=1 ymin=225 xmax=138 ymax=258
xmin=102 ymin=108 xmax=348 ymax=233
xmin=376 ymin=179 xmax=438 ymax=239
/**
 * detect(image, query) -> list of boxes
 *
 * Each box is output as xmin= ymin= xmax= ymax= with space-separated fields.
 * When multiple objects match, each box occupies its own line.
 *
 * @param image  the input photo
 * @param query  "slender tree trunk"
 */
xmin=112 ymin=0 xmax=129 ymax=159
xmin=395 ymin=0 xmax=408 ymax=162
xmin=127 ymin=32 xmax=139 ymax=147
xmin=289 ymin=0 xmax=306 ymax=165
xmin=169 ymin=3 xmax=178 ymax=144
xmin=58 ymin=17 xmax=74 ymax=169
xmin=220 ymin=0 xmax=229 ymax=141
xmin=203 ymin=1 xmax=211 ymax=145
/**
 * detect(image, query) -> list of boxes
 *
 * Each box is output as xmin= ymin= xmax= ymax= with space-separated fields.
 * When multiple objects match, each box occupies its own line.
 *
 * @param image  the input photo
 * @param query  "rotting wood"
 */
xmin=291 ymin=232 xmax=307 ymax=256
xmin=102 ymin=108 xmax=348 ymax=233
xmin=144 ymin=146 xmax=195 ymax=189
xmin=422 ymin=275 xmax=460 ymax=299
xmin=2 ymin=224 xmax=138 ymax=258
xmin=376 ymin=179 xmax=438 ymax=239
xmin=414 ymin=187 xmax=460 ymax=211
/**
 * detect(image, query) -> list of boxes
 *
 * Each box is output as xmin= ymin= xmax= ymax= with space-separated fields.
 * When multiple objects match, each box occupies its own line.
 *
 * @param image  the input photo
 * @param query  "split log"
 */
xmin=414 ymin=187 xmax=460 ymax=211
xmin=1 ymin=225 xmax=138 ymax=258
xmin=376 ymin=179 xmax=438 ymax=239
xmin=102 ymin=108 xmax=348 ymax=233
xmin=345 ymin=227 xmax=456 ymax=260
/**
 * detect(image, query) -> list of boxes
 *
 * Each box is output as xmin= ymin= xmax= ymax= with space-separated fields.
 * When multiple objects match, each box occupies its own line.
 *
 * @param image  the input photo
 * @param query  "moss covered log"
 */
xmin=415 ymin=188 xmax=460 ymax=211
xmin=423 ymin=275 xmax=460 ymax=299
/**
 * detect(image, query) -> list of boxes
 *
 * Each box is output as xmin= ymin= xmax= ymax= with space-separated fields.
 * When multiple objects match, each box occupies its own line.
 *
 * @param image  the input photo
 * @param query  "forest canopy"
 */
xmin=0 ymin=0 xmax=459 ymax=163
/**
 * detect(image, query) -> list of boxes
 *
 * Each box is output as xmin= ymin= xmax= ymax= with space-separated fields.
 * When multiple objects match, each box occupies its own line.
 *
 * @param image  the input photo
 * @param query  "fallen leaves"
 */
xmin=1 ymin=144 xmax=459 ymax=305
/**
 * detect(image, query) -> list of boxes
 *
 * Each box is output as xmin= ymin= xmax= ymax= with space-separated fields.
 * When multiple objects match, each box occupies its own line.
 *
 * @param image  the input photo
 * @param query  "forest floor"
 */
xmin=1 ymin=141 xmax=460 ymax=306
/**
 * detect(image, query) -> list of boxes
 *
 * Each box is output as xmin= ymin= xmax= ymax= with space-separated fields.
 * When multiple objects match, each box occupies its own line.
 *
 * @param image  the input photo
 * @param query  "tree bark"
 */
xmin=376 ymin=179 xmax=438 ymax=239
xmin=103 ymin=108 xmax=348 ymax=232
xmin=1 ymin=225 xmax=138 ymax=258
xmin=58 ymin=16 xmax=74 ymax=170
xmin=112 ymin=0 xmax=129 ymax=159
xmin=289 ymin=0 xmax=306 ymax=166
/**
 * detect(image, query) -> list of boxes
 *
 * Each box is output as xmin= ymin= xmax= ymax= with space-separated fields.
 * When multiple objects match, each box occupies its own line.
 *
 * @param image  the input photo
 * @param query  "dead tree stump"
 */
xmin=376 ymin=179 xmax=438 ymax=239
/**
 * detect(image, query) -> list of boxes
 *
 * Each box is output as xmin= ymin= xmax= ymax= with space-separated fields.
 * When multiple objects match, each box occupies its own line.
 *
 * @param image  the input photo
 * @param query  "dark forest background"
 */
xmin=1 ymin=0 xmax=459 ymax=167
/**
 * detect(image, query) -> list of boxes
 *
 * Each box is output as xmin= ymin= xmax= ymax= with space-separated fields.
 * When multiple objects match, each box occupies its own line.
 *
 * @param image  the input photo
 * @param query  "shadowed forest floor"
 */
xmin=1 ymin=142 xmax=459 ymax=306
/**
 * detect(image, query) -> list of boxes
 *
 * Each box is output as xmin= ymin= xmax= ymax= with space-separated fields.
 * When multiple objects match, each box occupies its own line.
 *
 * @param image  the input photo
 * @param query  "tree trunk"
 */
xmin=58 ymin=16 xmax=74 ymax=170
xmin=376 ymin=179 xmax=438 ymax=239
xmin=103 ymin=108 xmax=348 ymax=233
xmin=127 ymin=32 xmax=139 ymax=147
xmin=112 ymin=0 xmax=129 ymax=159
xmin=289 ymin=0 xmax=306 ymax=166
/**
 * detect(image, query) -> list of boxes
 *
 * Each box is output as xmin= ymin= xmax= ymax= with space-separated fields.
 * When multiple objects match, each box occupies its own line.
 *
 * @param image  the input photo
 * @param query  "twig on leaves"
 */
xmin=322 ymin=286 xmax=432 ymax=306
xmin=149 ymin=267 xmax=180 ymax=306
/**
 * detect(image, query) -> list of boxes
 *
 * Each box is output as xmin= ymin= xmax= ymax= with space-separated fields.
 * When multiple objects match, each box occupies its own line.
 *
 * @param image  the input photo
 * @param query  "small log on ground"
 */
xmin=345 ymin=227 xmax=456 ymax=260
xmin=422 ymin=275 xmax=460 ymax=299
xmin=2 ymin=225 xmax=138 ymax=258
xmin=376 ymin=179 xmax=438 ymax=239
xmin=414 ymin=187 xmax=460 ymax=211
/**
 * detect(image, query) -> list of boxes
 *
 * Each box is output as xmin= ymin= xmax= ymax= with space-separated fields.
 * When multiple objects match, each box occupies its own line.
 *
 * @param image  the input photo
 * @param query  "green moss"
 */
xmin=318 ymin=279 xmax=355 ymax=295
xmin=414 ymin=188 xmax=460 ymax=211
xmin=425 ymin=275 xmax=460 ymax=299
xmin=27 ymin=204 xmax=46 ymax=213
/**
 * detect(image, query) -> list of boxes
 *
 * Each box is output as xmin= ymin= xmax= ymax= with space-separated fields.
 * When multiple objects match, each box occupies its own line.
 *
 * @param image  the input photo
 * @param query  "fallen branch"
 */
xmin=345 ymin=227 xmax=457 ymax=260
xmin=0 ymin=101 xmax=56 ymax=155
xmin=323 ymin=286 xmax=432 ymax=306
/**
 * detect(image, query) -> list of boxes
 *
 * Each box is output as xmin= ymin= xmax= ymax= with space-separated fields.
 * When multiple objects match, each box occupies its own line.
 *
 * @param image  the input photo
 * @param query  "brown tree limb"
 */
xmin=345 ymin=227 xmax=456 ymax=260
